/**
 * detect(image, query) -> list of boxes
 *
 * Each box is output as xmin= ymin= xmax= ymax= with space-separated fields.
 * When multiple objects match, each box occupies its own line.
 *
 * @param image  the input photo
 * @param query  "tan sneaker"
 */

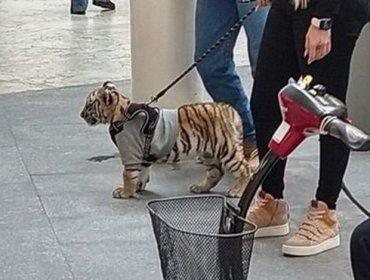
xmin=243 ymin=141 xmax=259 ymax=173
xmin=282 ymin=200 xmax=340 ymax=257
xmin=246 ymin=190 xmax=290 ymax=238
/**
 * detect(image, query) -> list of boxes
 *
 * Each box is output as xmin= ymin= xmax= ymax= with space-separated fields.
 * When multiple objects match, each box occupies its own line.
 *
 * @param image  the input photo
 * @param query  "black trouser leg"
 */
xmin=251 ymin=0 xmax=300 ymax=198
xmin=291 ymin=5 xmax=357 ymax=209
xmin=316 ymin=136 xmax=350 ymax=209
xmin=311 ymin=36 xmax=357 ymax=209
xmin=292 ymin=15 xmax=358 ymax=208
xmin=351 ymin=219 xmax=370 ymax=280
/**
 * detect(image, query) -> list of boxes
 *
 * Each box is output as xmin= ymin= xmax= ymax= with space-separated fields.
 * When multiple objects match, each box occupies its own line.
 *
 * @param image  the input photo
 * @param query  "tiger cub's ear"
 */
xmin=102 ymin=81 xmax=116 ymax=90
xmin=97 ymin=88 xmax=113 ymax=106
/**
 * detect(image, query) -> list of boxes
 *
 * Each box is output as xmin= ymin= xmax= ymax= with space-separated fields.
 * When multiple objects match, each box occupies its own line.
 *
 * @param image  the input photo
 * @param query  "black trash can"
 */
xmin=147 ymin=195 xmax=256 ymax=280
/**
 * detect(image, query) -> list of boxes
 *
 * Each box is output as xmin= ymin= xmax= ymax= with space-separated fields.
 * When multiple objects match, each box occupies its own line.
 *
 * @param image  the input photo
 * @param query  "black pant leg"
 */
xmin=251 ymin=0 xmax=300 ymax=198
xmin=351 ymin=219 xmax=370 ymax=280
xmin=315 ymin=36 xmax=357 ymax=209
xmin=290 ymin=7 xmax=358 ymax=209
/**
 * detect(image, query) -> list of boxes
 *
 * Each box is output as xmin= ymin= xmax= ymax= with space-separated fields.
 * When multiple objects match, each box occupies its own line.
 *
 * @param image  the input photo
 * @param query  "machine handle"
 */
xmin=323 ymin=117 xmax=370 ymax=151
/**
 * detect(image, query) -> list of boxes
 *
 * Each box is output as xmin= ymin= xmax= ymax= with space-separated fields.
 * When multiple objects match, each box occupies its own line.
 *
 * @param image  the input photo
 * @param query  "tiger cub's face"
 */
xmin=80 ymin=81 xmax=130 ymax=125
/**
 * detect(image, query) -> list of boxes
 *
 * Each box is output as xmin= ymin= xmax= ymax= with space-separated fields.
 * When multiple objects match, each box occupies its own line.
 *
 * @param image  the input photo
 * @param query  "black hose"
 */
xmin=229 ymin=150 xmax=280 ymax=233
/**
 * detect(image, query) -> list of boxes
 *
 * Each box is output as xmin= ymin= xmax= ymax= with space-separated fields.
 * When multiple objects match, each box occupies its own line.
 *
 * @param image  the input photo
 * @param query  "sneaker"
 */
xmin=282 ymin=200 xmax=340 ymax=257
xmin=93 ymin=0 xmax=116 ymax=10
xmin=243 ymin=141 xmax=259 ymax=173
xmin=246 ymin=190 xmax=290 ymax=238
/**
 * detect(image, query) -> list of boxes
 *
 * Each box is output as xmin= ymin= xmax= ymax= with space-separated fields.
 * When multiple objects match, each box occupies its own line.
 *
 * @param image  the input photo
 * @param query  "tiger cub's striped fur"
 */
xmin=80 ymin=82 xmax=251 ymax=198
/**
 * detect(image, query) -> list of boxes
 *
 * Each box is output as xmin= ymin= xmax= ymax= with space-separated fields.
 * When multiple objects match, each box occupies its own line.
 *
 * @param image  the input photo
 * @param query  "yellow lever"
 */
xmin=302 ymin=75 xmax=313 ymax=88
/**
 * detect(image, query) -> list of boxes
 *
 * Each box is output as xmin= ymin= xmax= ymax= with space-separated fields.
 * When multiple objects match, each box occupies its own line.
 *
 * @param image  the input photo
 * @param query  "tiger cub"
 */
xmin=80 ymin=82 xmax=253 ymax=198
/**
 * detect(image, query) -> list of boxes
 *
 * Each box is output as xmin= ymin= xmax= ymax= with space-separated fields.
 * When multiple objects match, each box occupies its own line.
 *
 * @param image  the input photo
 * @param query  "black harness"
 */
xmin=109 ymin=103 xmax=160 ymax=165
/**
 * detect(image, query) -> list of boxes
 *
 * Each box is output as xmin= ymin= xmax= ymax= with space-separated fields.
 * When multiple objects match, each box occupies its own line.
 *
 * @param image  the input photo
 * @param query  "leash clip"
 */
xmin=146 ymin=95 xmax=157 ymax=106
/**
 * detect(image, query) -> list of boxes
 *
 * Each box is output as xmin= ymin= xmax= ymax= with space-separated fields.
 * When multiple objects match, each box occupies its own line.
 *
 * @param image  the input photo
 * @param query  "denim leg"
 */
xmin=195 ymin=0 xmax=255 ymax=141
xmin=237 ymin=2 xmax=269 ymax=77
xmin=71 ymin=0 xmax=88 ymax=12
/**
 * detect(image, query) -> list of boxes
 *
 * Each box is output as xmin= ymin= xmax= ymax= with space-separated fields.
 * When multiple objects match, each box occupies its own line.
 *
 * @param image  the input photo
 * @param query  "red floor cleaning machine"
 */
xmin=147 ymin=76 xmax=370 ymax=280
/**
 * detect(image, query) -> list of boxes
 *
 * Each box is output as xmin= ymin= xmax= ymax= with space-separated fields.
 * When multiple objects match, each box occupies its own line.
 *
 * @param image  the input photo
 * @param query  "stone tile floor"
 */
xmin=1 ymin=81 xmax=369 ymax=280
xmin=0 ymin=0 xmax=249 ymax=95
xmin=1 ymin=1 xmax=370 ymax=279
xmin=0 ymin=0 xmax=131 ymax=94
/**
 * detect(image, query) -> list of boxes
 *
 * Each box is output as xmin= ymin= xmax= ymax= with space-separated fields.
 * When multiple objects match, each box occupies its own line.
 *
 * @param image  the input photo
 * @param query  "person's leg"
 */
xmin=71 ymin=0 xmax=88 ymax=14
xmin=313 ymin=38 xmax=357 ymax=209
xmin=351 ymin=219 xmax=370 ymax=280
xmin=247 ymin=0 xmax=300 ymax=238
xmin=194 ymin=0 xmax=254 ymax=143
xmin=237 ymin=2 xmax=269 ymax=77
xmin=287 ymin=5 xmax=358 ymax=211
xmin=282 ymin=10 xmax=359 ymax=256
xmin=251 ymin=0 xmax=300 ymax=198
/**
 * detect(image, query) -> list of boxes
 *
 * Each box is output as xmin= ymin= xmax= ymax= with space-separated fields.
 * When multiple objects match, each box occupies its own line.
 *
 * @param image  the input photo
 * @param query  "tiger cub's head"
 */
xmin=80 ymin=81 xmax=131 ymax=125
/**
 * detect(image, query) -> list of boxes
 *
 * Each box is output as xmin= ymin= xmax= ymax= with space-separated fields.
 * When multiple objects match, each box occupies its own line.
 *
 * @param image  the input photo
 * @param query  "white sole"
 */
xmin=282 ymin=235 xmax=340 ymax=256
xmin=254 ymin=223 xmax=290 ymax=238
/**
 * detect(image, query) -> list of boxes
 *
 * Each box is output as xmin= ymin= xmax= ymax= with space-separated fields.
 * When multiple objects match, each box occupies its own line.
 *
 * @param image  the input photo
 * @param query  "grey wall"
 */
xmin=347 ymin=24 xmax=370 ymax=134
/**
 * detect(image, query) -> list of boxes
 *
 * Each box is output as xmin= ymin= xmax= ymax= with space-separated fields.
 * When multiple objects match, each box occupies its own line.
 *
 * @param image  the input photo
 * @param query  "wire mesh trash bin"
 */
xmin=147 ymin=195 xmax=256 ymax=280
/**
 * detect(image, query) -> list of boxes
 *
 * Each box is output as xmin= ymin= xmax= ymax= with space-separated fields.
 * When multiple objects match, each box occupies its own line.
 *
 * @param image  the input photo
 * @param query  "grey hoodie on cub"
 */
xmin=113 ymin=108 xmax=178 ymax=170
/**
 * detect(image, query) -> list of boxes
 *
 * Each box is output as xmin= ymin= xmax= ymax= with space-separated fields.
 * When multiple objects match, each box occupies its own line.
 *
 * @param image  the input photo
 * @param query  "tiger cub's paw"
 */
xmin=112 ymin=186 xmax=134 ymax=199
xmin=189 ymin=184 xmax=209 ymax=194
xmin=136 ymin=177 xmax=150 ymax=192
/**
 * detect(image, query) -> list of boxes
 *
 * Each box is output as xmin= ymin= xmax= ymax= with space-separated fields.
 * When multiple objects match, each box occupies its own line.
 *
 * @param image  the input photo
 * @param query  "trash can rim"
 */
xmin=146 ymin=194 xmax=257 ymax=238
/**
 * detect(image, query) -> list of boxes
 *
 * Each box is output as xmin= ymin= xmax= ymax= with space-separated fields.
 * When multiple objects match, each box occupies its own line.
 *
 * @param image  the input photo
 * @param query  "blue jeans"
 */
xmin=71 ymin=0 xmax=109 ymax=12
xmin=195 ymin=0 xmax=268 ymax=141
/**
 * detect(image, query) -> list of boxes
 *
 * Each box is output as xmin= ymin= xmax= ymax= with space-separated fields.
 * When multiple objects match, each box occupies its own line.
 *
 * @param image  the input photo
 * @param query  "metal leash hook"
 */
xmin=146 ymin=94 xmax=159 ymax=106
